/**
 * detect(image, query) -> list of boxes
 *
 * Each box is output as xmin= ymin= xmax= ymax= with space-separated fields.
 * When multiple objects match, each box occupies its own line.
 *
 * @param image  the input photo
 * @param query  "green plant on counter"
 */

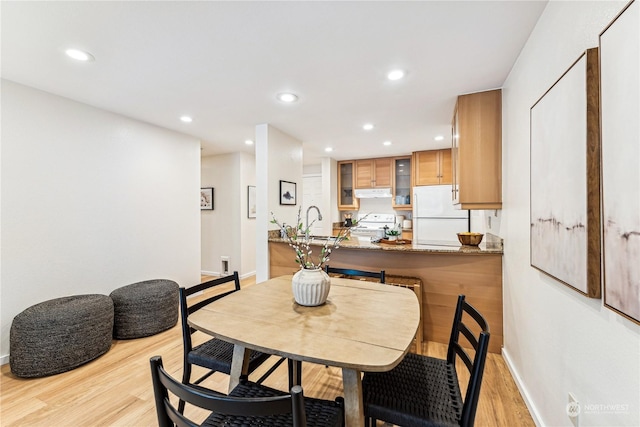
xmin=270 ymin=207 xmax=365 ymax=270
xmin=386 ymin=229 xmax=400 ymax=237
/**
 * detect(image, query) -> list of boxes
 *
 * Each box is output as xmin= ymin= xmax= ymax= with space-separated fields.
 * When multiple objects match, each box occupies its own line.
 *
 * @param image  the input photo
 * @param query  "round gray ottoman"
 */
xmin=10 ymin=294 xmax=114 ymax=378
xmin=110 ymin=279 xmax=179 ymax=339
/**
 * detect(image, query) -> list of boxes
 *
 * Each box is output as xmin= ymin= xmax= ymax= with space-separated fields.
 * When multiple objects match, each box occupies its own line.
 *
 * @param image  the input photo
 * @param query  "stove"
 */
xmin=350 ymin=213 xmax=397 ymax=239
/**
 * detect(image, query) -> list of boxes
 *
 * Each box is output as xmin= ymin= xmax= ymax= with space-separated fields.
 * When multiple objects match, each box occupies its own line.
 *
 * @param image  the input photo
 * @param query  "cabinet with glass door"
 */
xmin=392 ymin=156 xmax=412 ymax=209
xmin=337 ymin=160 xmax=359 ymax=211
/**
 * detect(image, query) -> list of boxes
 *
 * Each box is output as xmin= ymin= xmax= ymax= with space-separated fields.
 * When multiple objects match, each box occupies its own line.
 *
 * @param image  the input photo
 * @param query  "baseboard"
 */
xmin=502 ymin=347 xmax=543 ymax=426
xmin=1 ymin=354 xmax=9 ymax=366
xmin=239 ymin=271 xmax=256 ymax=280
xmin=201 ymin=270 xmax=256 ymax=280
xmin=200 ymin=270 xmax=218 ymax=276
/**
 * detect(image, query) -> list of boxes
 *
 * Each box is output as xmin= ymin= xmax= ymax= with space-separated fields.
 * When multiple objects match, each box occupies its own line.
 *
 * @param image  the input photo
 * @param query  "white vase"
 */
xmin=388 ymin=235 xmax=397 ymax=241
xmin=291 ymin=268 xmax=331 ymax=306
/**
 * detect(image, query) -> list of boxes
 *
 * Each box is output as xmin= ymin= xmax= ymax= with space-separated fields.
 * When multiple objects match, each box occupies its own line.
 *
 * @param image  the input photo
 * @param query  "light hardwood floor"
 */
xmin=0 ymin=276 xmax=534 ymax=426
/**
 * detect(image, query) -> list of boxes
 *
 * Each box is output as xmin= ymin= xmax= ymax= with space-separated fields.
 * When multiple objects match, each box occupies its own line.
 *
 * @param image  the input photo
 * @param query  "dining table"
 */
xmin=188 ymin=274 xmax=420 ymax=427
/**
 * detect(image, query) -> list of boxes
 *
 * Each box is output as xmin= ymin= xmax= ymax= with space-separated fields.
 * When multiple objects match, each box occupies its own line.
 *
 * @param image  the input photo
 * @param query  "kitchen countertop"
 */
xmin=268 ymin=234 xmax=503 ymax=255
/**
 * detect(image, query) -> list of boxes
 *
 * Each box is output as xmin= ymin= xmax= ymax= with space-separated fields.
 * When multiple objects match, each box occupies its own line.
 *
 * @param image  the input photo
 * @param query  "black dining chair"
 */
xmin=150 ymin=356 xmax=345 ymax=427
xmin=179 ymin=272 xmax=284 ymax=412
xmin=362 ymin=294 xmax=490 ymax=427
xmin=324 ymin=266 xmax=385 ymax=283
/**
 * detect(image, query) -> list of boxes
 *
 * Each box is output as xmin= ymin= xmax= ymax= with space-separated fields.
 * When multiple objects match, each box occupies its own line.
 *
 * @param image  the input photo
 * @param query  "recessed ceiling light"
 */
xmin=245 ymin=140 xmax=254 ymax=145
xmin=434 ymin=135 xmax=445 ymax=141
xmin=277 ymin=93 xmax=298 ymax=103
xmin=363 ymin=123 xmax=374 ymax=131
xmin=383 ymin=141 xmax=392 ymax=146
xmin=325 ymin=147 xmax=333 ymax=152
xmin=180 ymin=116 xmax=193 ymax=123
xmin=65 ymin=48 xmax=94 ymax=62
xmin=387 ymin=69 xmax=405 ymax=81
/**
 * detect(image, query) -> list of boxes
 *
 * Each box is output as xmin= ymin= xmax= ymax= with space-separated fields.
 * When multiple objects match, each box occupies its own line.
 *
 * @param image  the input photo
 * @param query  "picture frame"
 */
xmin=529 ymin=48 xmax=601 ymax=298
xmin=247 ymin=185 xmax=256 ymax=218
xmin=200 ymin=187 xmax=214 ymax=210
xmin=279 ymin=180 xmax=296 ymax=205
xmin=600 ymin=0 xmax=640 ymax=324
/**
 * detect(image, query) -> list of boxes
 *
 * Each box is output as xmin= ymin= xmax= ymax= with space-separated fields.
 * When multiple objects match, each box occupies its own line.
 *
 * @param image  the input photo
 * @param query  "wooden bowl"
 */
xmin=457 ymin=232 xmax=484 ymax=246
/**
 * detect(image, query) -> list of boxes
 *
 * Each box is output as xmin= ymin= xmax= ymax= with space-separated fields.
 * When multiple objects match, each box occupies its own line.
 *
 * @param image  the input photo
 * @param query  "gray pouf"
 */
xmin=110 ymin=279 xmax=179 ymax=339
xmin=10 ymin=294 xmax=114 ymax=378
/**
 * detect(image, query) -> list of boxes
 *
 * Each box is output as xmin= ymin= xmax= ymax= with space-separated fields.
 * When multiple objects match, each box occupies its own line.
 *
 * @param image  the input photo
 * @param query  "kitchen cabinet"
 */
xmin=355 ymin=158 xmax=393 ymax=189
xmin=392 ymin=156 xmax=413 ymax=209
xmin=413 ymin=149 xmax=452 ymax=186
xmin=337 ymin=161 xmax=359 ymax=211
xmin=452 ymin=89 xmax=502 ymax=209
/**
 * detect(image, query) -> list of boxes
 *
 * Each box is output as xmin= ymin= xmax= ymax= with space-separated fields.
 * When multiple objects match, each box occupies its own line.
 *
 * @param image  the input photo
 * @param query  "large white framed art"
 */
xmin=529 ymin=48 xmax=601 ymax=298
xmin=600 ymin=0 xmax=640 ymax=324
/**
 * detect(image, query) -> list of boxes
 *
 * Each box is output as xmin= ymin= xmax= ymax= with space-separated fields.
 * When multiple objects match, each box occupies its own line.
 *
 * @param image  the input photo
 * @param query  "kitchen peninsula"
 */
xmin=269 ymin=235 xmax=503 ymax=353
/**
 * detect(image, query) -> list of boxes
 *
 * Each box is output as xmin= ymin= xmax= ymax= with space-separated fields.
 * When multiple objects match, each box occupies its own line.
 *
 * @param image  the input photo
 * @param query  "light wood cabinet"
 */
xmin=452 ymin=89 xmax=502 ymax=209
xmin=392 ymin=156 xmax=413 ymax=209
xmin=413 ymin=149 xmax=452 ymax=186
xmin=337 ymin=161 xmax=359 ymax=211
xmin=355 ymin=158 xmax=393 ymax=188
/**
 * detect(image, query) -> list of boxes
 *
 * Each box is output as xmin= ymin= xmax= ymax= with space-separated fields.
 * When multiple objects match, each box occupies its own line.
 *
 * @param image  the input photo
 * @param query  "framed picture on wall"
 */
xmin=200 ymin=187 xmax=214 ymax=210
xmin=600 ymin=0 xmax=640 ymax=324
xmin=279 ymin=180 xmax=296 ymax=205
xmin=248 ymin=185 xmax=256 ymax=218
xmin=529 ymin=48 xmax=601 ymax=298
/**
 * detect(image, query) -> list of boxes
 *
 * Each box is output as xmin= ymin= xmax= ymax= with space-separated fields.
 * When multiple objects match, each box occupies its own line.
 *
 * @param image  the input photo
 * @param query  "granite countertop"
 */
xmin=268 ymin=233 xmax=503 ymax=255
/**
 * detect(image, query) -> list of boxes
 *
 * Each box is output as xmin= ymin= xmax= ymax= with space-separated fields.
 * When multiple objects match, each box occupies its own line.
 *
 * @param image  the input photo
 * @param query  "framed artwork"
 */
xmin=279 ymin=180 xmax=296 ymax=205
xmin=529 ymin=48 xmax=601 ymax=298
xmin=600 ymin=0 xmax=640 ymax=323
xmin=247 ymin=185 xmax=256 ymax=218
xmin=200 ymin=187 xmax=214 ymax=210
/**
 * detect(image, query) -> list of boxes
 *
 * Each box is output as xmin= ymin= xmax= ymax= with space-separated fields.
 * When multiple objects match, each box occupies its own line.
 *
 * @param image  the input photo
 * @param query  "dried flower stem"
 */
xmin=270 ymin=207 xmax=360 ymax=270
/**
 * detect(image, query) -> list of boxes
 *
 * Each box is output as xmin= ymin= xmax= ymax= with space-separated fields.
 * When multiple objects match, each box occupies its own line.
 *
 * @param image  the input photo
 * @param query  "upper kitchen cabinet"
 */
xmin=337 ymin=160 xmax=359 ymax=211
xmin=413 ymin=149 xmax=452 ymax=186
xmin=355 ymin=158 xmax=393 ymax=188
xmin=392 ymin=156 xmax=412 ymax=209
xmin=452 ymin=89 xmax=502 ymax=209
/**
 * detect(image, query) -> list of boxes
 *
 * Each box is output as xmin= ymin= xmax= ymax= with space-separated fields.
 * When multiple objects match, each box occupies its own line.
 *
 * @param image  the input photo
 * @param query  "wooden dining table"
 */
xmin=188 ymin=274 xmax=420 ymax=427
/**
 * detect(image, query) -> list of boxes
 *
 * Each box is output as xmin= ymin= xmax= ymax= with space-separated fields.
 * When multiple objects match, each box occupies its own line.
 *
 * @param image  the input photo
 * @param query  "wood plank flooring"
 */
xmin=0 ymin=275 xmax=534 ymax=426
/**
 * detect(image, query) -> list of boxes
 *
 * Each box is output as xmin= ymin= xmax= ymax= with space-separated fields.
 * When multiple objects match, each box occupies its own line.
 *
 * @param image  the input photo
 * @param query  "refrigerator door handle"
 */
xmin=413 ymin=192 xmax=418 ymax=239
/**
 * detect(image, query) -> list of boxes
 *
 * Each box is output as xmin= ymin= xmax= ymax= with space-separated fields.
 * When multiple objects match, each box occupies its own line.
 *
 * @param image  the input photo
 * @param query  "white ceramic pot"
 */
xmin=388 ymin=235 xmax=398 ymax=241
xmin=291 ymin=268 xmax=331 ymax=306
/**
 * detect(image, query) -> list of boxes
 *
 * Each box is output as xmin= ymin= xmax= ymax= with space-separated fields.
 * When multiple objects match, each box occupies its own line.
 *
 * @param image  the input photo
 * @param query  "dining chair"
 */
xmin=179 ymin=272 xmax=280 ymax=412
xmin=324 ymin=266 xmax=385 ymax=283
xmin=150 ymin=356 xmax=345 ymax=427
xmin=362 ymin=294 xmax=490 ymax=427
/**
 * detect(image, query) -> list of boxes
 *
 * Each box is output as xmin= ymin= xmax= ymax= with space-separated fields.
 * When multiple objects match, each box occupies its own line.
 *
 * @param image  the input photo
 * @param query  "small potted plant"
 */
xmin=386 ymin=229 xmax=401 ymax=241
xmin=270 ymin=207 xmax=359 ymax=306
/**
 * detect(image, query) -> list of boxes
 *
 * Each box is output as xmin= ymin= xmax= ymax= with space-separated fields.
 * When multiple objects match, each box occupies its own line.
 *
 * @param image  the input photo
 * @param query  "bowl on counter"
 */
xmin=457 ymin=232 xmax=484 ymax=246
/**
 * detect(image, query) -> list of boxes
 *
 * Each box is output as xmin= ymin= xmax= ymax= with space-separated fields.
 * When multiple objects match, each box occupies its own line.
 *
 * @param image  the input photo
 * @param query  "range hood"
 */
xmin=354 ymin=188 xmax=393 ymax=198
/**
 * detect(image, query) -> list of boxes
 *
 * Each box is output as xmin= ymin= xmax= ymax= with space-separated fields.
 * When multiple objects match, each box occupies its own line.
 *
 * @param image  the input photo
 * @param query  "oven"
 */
xmin=349 ymin=213 xmax=396 ymax=240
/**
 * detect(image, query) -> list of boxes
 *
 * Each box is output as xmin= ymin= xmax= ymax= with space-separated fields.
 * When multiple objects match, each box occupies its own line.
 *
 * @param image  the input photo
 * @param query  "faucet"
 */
xmin=305 ymin=206 xmax=323 ymax=240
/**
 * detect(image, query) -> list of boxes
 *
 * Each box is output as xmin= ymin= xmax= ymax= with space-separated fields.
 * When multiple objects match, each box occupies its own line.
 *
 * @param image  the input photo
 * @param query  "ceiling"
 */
xmin=1 ymin=1 xmax=547 ymax=164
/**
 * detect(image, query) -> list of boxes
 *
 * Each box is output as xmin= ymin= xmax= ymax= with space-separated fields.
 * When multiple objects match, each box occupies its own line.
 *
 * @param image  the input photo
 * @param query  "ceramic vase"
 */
xmin=291 ymin=268 xmax=331 ymax=306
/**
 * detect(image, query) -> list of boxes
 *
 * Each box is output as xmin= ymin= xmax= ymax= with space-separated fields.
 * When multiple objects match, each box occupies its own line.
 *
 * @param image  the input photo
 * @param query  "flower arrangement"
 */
xmin=270 ymin=208 xmax=361 ymax=270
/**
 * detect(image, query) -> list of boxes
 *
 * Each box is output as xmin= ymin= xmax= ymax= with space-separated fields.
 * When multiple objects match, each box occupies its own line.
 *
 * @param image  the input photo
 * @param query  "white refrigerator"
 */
xmin=412 ymin=185 xmax=469 ymax=244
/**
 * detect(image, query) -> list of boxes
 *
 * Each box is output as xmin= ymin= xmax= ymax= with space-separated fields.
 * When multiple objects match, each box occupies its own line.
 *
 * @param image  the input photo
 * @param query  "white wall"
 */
xmin=0 ymin=80 xmax=201 ymax=361
xmin=255 ymin=124 xmax=303 ymax=282
xmin=501 ymin=2 xmax=639 ymax=426
xmin=239 ymin=151 xmax=257 ymax=277
xmin=201 ymin=152 xmax=257 ymax=278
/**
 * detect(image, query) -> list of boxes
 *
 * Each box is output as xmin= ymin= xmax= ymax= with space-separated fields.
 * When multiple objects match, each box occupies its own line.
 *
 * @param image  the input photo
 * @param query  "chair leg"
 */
xmin=255 ymin=356 xmax=287 ymax=384
xmin=178 ymin=363 xmax=192 ymax=414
